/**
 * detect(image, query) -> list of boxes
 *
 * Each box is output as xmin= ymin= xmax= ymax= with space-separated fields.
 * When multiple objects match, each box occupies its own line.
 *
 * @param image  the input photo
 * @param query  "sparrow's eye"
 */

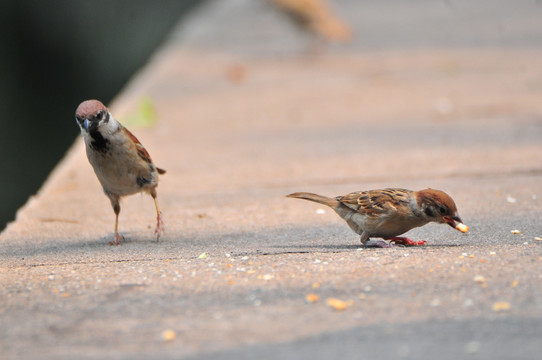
xmin=438 ymin=206 xmax=446 ymax=214
xmin=96 ymin=110 xmax=103 ymax=119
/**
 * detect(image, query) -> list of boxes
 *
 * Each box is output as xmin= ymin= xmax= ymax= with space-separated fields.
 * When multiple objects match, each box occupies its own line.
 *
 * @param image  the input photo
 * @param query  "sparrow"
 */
xmin=75 ymin=99 xmax=166 ymax=245
xmin=270 ymin=0 xmax=352 ymax=43
xmin=287 ymin=188 xmax=468 ymax=248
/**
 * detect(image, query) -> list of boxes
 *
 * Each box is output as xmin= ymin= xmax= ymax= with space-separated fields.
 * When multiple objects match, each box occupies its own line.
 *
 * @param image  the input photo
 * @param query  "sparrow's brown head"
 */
xmin=75 ymin=100 xmax=109 ymax=132
xmin=416 ymin=188 xmax=468 ymax=232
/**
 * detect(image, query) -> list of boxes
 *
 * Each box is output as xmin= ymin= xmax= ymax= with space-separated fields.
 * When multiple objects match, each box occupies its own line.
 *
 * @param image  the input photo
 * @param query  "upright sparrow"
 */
xmin=287 ymin=188 xmax=468 ymax=247
xmin=75 ymin=100 xmax=165 ymax=245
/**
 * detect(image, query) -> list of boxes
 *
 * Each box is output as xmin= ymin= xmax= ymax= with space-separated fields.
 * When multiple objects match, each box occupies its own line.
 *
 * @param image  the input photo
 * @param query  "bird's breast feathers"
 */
xmin=85 ymin=128 xmax=158 ymax=196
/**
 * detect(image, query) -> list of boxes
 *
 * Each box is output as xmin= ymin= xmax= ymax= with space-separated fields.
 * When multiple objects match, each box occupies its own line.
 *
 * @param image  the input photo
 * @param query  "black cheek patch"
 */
xmin=136 ymin=176 xmax=151 ymax=187
xmin=424 ymin=207 xmax=435 ymax=217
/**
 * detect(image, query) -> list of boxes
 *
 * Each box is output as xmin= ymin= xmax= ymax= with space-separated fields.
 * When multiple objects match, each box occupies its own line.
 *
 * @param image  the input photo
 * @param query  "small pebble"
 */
xmin=465 ymin=341 xmax=481 ymax=354
xmin=434 ymin=96 xmax=453 ymax=114
xmin=506 ymin=195 xmax=517 ymax=203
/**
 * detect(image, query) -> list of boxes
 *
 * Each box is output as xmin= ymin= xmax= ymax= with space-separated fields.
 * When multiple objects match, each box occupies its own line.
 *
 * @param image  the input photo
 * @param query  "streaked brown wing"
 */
xmin=337 ymin=188 xmax=410 ymax=216
xmin=122 ymin=126 xmax=153 ymax=164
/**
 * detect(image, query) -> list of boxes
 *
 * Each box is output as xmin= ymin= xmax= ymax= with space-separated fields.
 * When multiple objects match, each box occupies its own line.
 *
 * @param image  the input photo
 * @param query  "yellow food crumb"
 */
xmin=492 ymin=301 xmax=511 ymax=312
xmin=162 ymin=330 xmax=176 ymax=342
xmin=455 ymin=223 xmax=469 ymax=233
xmin=305 ymin=293 xmax=319 ymax=303
xmin=326 ymin=298 xmax=348 ymax=310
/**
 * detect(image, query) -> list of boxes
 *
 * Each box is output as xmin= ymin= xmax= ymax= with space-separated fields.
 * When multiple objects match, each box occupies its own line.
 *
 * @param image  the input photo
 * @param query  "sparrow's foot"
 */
xmin=365 ymin=239 xmax=394 ymax=248
xmin=154 ymin=211 xmax=165 ymax=240
xmin=110 ymin=232 xmax=124 ymax=246
xmin=388 ymin=237 xmax=426 ymax=246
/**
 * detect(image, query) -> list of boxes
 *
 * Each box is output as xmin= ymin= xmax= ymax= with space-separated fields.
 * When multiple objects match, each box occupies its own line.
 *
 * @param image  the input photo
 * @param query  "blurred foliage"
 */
xmin=120 ymin=96 xmax=158 ymax=128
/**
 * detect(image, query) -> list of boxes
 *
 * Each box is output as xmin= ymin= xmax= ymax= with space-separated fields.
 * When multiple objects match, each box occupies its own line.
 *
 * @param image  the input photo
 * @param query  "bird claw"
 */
xmin=388 ymin=237 xmax=426 ymax=246
xmin=154 ymin=211 xmax=165 ymax=240
xmin=110 ymin=233 xmax=124 ymax=246
xmin=365 ymin=239 xmax=394 ymax=248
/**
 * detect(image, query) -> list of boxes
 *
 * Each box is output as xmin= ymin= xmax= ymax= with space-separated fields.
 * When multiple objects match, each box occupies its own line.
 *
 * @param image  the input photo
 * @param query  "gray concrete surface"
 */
xmin=2 ymin=0 xmax=542 ymax=359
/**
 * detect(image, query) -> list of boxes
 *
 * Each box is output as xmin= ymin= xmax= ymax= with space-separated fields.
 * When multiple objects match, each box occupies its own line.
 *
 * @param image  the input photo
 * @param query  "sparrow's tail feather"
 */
xmin=286 ymin=192 xmax=339 ymax=208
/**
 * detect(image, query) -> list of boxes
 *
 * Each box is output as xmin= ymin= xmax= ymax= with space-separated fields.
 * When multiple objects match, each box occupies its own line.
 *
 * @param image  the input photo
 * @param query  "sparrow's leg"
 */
xmin=108 ymin=195 xmax=123 ymax=246
xmin=387 ymin=237 xmax=426 ymax=246
xmin=360 ymin=231 xmax=393 ymax=248
xmin=150 ymin=189 xmax=164 ymax=240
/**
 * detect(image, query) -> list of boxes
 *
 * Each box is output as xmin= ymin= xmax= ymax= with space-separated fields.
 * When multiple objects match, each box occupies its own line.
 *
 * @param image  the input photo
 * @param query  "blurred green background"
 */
xmin=0 ymin=0 xmax=201 ymax=230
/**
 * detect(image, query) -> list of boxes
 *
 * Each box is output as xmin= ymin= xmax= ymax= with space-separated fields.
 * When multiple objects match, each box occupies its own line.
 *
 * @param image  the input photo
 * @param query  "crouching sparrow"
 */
xmin=287 ymin=188 xmax=468 ymax=248
xmin=75 ymin=100 xmax=166 ymax=245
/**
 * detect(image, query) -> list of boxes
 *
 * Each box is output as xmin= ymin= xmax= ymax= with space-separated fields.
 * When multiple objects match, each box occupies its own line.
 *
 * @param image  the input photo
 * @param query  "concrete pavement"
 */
xmin=2 ymin=1 xmax=542 ymax=359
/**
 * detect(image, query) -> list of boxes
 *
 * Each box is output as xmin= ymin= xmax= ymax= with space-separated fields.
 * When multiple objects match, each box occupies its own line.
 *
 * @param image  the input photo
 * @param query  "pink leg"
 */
xmin=151 ymin=195 xmax=164 ymax=241
xmin=154 ymin=211 xmax=165 ymax=240
xmin=110 ymin=232 xmax=124 ymax=246
xmin=388 ymin=237 xmax=426 ymax=246
xmin=110 ymin=210 xmax=124 ymax=245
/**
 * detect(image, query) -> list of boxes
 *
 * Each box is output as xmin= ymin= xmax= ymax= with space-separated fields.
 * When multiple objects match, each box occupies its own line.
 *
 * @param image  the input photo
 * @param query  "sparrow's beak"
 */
xmin=83 ymin=119 xmax=90 ymax=132
xmin=444 ymin=215 xmax=469 ymax=233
